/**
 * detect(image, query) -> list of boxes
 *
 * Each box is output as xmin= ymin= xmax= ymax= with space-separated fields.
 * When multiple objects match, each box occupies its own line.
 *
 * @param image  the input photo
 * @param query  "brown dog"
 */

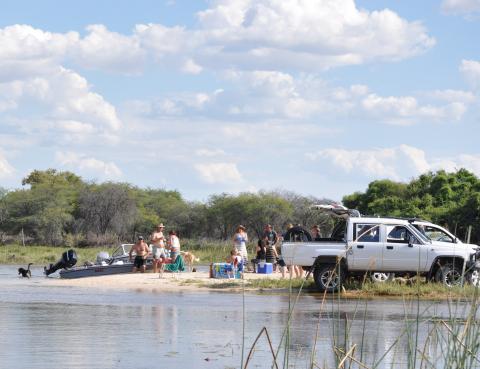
xmin=181 ymin=251 xmax=199 ymax=272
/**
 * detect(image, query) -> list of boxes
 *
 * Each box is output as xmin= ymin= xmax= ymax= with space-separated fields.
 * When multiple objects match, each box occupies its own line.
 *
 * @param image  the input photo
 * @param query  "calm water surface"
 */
xmin=0 ymin=266 xmax=477 ymax=369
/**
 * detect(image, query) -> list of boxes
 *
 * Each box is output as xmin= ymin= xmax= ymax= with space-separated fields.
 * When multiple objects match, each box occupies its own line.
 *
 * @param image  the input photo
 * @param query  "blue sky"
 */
xmin=0 ymin=0 xmax=479 ymax=201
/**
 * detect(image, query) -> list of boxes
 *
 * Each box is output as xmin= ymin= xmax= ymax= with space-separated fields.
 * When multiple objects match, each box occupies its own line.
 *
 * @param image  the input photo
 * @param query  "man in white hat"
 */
xmin=151 ymin=224 xmax=166 ymax=273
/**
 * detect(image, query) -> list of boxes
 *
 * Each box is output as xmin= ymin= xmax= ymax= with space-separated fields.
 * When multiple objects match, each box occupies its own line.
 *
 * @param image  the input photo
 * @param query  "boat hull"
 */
xmin=59 ymin=262 xmax=151 ymax=279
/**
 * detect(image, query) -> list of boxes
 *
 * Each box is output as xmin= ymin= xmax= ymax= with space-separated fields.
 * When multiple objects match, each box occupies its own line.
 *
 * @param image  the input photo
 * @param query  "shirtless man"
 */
xmin=151 ymin=224 xmax=166 ymax=273
xmin=129 ymin=236 xmax=150 ymax=273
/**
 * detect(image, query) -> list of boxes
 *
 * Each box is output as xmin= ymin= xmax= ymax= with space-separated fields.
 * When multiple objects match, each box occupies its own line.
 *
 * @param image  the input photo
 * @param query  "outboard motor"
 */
xmin=44 ymin=249 xmax=77 ymax=276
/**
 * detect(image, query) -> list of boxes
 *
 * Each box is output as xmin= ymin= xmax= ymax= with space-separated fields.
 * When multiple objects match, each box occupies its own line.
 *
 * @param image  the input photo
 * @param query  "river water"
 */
xmin=1 ymin=265 xmax=478 ymax=369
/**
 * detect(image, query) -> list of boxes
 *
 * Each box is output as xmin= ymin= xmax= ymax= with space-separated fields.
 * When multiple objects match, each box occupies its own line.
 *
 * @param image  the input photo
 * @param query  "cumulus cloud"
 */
xmin=0 ymin=1 xmax=436 ymax=78
xmin=194 ymin=162 xmax=243 ymax=184
xmin=0 ymin=24 xmax=78 ymax=82
xmin=195 ymin=0 xmax=435 ymax=70
xmin=0 ymin=67 xmax=122 ymax=140
xmin=307 ymin=145 xmax=480 ymax=181
xmin=442 ymin=0 xmax=480 ymax=16
xmin=0 ymin=151 xmax=15 ymax=178
xmin=460 ymin=59 xmax=480 ymax=90
xmin=127 ymin=69 xmax=471 ymax=125
xmin=181 ymin=59 xmax=203 ymax=74
xmin=361 ymin=93 xmax=467 ymax=125
xmin=72 ymin=24 xmax=146 ymax=74
xmin=307 ymin=144 xmax=433 ymax=180
xmin=55 ymin=151 xmax=122 ymax=179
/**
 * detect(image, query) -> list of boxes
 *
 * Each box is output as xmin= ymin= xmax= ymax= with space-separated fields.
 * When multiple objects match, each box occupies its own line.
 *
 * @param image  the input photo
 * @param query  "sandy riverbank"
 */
xmin=23 ymin=270 xmax=289 ymax=293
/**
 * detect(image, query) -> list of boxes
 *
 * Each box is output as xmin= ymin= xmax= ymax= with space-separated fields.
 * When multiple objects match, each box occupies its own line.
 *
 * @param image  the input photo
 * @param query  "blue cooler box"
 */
xmin=211 ymin=263 xmax=241 ymax=279
xmin=256 ymin=262 xmax=273 ymax=274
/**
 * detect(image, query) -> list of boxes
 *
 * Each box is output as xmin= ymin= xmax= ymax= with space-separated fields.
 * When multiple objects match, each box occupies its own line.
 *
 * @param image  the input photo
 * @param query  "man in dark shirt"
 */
xmin=262 ymin=224 xmax=278 ymax=246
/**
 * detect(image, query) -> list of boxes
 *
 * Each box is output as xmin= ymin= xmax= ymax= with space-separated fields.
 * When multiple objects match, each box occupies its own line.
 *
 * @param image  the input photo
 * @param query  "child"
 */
xmin=226 ymin=248 xmax=243 ymax=278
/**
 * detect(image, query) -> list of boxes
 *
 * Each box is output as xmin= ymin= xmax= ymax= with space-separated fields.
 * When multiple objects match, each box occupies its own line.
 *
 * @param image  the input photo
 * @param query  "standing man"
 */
xmin=151 ymin=223 xmax=166 ymax=273
xmin=129 ymin=236 xmax=150 ymax=273
xmin=262 ymin=224 xmax=278 ymax=246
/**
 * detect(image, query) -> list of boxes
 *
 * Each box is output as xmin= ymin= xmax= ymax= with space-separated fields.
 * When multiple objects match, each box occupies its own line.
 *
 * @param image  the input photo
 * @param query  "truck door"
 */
xmin=382 ymin=225 xmax=428 ymax=272
xmin=349 ymin=223 xmax=383 ymax=271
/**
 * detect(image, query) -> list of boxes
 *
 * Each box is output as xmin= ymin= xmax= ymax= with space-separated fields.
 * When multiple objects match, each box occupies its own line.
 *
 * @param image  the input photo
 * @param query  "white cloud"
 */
xmin=194 ymin=162 xmax=243 ymax=184
xmin=195 ymin=0 xmax=435 ymax=70
xmin=460 ymin=59 xmax=480 ymax=90
xmin=307 ymin=147 xmax=400 ymax=179
xmin=427 ymin=89 xmax=476 ymax=103
xmin=0 ymin=1 xmax=436 ymax=79
xmin=433 ymin=154 xmax=480 ymax=175
xmin=361 ymin=93 xmax=467 ymax=125
xmin=135 ymin=23 xmax=190 ymax=58
xmin=0 ymin=67 xmax=122 ymax=140
xmin=308 ymin=145 xmax=480 ymax=181
xmin=72 ymin=25 xmax=145 ymax=74
xmin=55 ymin=151 xmax=122 ymax=179
xmin=182 ymin=59 xmax=203 ymax=74
xmin=0 ymin=151 xmax=15 ymax=178
xmin=442 ymin=0 xmax=480 ymax=16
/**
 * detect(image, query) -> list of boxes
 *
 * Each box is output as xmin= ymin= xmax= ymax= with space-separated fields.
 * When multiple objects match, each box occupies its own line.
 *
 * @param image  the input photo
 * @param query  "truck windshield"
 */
xmin=409 ymin=225 xmax=430 ymax=243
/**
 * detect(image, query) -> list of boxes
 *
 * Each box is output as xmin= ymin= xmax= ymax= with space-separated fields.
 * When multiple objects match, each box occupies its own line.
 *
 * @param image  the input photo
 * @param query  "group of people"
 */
xmin=129 ymin=221 xmax=321 ymax=279
xmin=229 ymin=223 xmax=306 ymax=278
xmin=128 ymin=223 xmax=181 ymax=273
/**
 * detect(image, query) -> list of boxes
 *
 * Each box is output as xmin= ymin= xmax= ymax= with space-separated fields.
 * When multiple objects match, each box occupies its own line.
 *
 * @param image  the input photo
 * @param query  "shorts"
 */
xmin=152 ymin=246 xmax=166 ymax=260
xmin=277 ymin=258 xmax=286 ymax=267
xmin=170 ymin=250 xmax=179 ymax=261
xmin=134 ymin=256 xmax=146 ymax=268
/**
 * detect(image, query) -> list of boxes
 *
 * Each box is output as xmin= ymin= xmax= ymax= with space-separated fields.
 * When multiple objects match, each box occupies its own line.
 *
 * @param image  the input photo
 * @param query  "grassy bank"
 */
xmin=0 ymin=244 xmax=116 ymax=266
xmin=178 ymin=275 xmax=479 ymax=300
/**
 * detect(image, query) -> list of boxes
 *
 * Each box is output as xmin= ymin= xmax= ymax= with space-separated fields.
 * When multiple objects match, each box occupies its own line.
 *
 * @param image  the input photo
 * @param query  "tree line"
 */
xmin=0 ymin=169 xmax=333 ymax=246
xmin=0 ymin=168 xmax=479 ymax=246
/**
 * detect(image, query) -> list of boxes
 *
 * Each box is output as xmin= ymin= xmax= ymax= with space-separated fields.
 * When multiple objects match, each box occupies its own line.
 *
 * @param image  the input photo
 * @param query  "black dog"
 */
xmin=18 ymin=263 xmax=33 ymax=278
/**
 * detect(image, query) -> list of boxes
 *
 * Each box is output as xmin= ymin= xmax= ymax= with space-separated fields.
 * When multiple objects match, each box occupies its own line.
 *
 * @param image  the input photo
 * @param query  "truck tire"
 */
xmin=435 ymin=263 xmax=462 ymax=287
xmin=314 ymin=264 xmax=342 ymax=293
xmin=370 ymin=272 xmax=394 ymax=283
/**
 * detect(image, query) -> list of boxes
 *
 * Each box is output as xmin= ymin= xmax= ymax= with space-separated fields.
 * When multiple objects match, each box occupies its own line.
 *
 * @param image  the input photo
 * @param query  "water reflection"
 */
xmin=1 ymin=268 xmax=479 ymax=369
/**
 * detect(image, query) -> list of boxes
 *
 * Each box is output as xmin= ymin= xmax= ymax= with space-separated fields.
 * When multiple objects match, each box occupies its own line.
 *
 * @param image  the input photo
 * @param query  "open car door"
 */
xmin=310 ymin=204 xmax=361 ymax=219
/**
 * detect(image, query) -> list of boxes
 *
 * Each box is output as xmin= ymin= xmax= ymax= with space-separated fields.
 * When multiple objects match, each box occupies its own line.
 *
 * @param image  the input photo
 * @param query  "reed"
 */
xmin=242 ymin=267 xmax=480 ymax=369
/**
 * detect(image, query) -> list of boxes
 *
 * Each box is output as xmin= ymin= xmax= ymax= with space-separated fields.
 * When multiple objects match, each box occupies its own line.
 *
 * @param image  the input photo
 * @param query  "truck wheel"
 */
xmin=371 ymin=272 xmax=394 ymax=283
xmin=435 ymin=263 xmax=462 ymax=287
xmin=314 ymin=264 xmax=342 ymax=293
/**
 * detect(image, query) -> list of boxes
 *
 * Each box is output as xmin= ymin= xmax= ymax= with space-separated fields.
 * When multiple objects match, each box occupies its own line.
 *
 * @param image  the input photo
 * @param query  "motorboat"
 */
xmin=44 ymin=244 xmax=152 ymax=279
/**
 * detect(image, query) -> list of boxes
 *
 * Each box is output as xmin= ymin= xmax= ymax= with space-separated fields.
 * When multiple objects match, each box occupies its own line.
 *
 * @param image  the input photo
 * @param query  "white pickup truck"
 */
xmin=281 ymin=205 xmax=480 ymax=292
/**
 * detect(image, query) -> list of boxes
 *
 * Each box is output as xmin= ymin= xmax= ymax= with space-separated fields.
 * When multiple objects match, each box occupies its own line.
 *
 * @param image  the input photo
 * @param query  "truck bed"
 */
xmin=281 ymin=241 xmax=346 ymax=267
